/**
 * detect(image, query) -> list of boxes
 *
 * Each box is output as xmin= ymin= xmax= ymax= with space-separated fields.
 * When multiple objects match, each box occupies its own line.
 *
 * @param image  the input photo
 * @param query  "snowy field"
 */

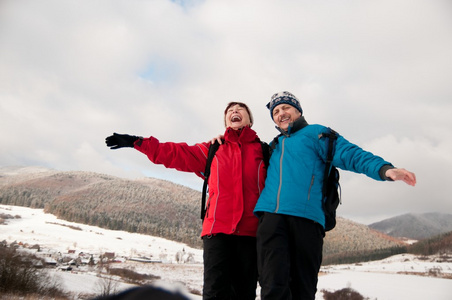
xmin=1 ymin=204 xmax=451 ymax=299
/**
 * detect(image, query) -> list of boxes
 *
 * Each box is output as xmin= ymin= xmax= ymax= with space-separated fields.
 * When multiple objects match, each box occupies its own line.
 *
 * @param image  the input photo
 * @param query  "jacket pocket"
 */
xmin=307 ymin=175 xmax=315 ymax=201
xmin=205 ymin=192 xmax=213 ymax=219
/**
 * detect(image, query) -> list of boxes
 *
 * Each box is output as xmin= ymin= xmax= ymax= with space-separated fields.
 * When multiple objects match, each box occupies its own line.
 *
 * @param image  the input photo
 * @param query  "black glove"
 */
xmin=105 ymin=133 xmax=140 ymax=149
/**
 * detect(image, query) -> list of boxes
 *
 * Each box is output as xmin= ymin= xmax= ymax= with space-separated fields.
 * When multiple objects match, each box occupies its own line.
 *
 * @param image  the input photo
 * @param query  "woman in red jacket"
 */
xmin=106 ymin=102 xmax=267 ymax=300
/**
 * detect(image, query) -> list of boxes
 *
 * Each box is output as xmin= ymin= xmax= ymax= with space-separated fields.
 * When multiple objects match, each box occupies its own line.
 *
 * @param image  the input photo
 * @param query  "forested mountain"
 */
xmin=0 ymin=167 xmax=202 ymax=248
xmin=322 ymin=217 xmax=406 ymax=264
xmin=407 ymin=230 xmax=452 ymax=255
xmin=1 ymin=166 xmax=407 ymax=262
xmin=369 ymin=213 xmax=452 ymax=240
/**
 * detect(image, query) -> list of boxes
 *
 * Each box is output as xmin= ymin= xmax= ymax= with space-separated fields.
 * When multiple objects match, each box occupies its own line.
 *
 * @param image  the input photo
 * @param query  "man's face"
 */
xmin=225 ymin=104 xmax=252 ymax=130
xmin=272 ymin=103 xmax=302 ymax=131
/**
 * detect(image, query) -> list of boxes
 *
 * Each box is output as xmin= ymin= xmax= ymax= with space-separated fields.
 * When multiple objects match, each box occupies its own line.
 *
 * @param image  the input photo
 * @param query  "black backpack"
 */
xmin=200 ymin=140 xmax=270 ymax=220
xmin=321 ymin=128 xmax=342 ymax=231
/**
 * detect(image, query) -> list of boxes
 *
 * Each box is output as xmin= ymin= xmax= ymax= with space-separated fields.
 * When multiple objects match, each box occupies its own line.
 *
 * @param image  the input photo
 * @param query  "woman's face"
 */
xmin=225 ymin=104 xmax=252 ymax=130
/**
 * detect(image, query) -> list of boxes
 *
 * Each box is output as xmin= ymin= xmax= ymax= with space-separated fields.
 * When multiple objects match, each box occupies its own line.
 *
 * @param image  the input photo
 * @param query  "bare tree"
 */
xmin=96 ymin=274 xmax=119 ymax=298
xmin=0 ymin=246 xmax=67 ymax=297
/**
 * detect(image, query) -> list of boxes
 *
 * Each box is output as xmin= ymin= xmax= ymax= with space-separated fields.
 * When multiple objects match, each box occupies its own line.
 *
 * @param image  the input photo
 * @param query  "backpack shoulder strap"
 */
xmin=321 ymin=128 xmax=338 ymax=196
xmin=326 ymin=128 xmax=338 ymax=164
xmin=260 ymin=141 xmax=271 ymax=169
xmin=269 ymin=134 xmax=282 ymax=151
xmin=201 ymin=141 xmax=220 ymax=220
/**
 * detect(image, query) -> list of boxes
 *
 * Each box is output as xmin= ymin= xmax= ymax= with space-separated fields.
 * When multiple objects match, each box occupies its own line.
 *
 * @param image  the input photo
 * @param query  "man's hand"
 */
xmin=210 ymin=134 xmax=224 ymax=145
xmin=385 ymin=168 xmax=417 ymax=186
xmin=105 ymin=133 xmax=139 ymax=149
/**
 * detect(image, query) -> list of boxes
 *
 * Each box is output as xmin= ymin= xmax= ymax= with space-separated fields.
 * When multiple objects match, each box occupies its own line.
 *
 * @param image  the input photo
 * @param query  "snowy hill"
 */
xmin=0 ymin=166 xmax=203 ymax=248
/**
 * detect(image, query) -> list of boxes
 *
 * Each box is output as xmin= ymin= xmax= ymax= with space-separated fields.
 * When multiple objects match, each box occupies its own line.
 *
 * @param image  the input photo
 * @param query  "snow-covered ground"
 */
xmin=318 ymin=270 xmax=451 ymax=300
xmin=1 ymin=204 xmax=451 ymax=299
xmin=1 ymin=204 xmax=203 ymax=299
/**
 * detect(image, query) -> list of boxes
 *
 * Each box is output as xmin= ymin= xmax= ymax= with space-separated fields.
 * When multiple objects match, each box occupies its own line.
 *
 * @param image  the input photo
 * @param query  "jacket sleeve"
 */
xmin=134 ymin=136 xmax=210 ymax=179
xmin=331 ymin=135 xmax=393 ymax=181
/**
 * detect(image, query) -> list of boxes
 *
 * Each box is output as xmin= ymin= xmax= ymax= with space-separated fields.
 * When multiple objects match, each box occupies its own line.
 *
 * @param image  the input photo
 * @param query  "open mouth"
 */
xmin=280 ymin=116 xmax=290 ymax=123
xmin=231 ymin=115 xmax=242 ymax=122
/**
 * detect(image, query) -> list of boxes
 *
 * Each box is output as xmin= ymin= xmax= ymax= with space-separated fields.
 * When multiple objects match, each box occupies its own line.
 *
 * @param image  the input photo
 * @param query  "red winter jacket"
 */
xmin=134 ymin=126 xmax=267 ymax=237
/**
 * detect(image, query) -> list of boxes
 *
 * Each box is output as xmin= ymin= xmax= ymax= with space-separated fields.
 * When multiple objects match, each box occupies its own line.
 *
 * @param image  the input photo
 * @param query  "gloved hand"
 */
xmin=105 ymin=133 xmax=140 ymax=149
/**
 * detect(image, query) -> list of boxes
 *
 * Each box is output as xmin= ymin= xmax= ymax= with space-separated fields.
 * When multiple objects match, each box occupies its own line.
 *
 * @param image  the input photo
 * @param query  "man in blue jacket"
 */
xmin=254 ymin=91 xmax=416 ymax=300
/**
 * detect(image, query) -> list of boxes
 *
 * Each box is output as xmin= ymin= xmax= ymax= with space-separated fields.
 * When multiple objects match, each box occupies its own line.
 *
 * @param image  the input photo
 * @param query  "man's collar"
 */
xmin=276 ymin=116 xmax=309 ymax=136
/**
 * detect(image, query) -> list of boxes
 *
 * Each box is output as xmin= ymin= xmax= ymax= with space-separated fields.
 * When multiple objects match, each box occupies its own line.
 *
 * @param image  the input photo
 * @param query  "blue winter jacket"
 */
xmin=254 ymin=116 xmax=393 ymax=229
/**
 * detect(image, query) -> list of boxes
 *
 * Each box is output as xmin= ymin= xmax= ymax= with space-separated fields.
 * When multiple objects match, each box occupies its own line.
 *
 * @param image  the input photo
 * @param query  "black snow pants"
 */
xmin=202 ymin=234 xmax=258 ymax=300
xmin=257 ymin=213 xmax=324 ymax=300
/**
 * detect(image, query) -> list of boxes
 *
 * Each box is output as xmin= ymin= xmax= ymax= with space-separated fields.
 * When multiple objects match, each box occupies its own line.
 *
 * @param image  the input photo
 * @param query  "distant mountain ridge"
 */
xmin=369 ymin=212 xmax=452 ymax=240
xmin=1 ymin=166 xmax=413 ymax=263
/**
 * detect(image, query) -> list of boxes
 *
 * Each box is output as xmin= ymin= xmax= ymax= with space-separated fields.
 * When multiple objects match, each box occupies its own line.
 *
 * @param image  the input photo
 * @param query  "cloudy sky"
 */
xmin=1 ymin=0 xmax=451 ymax=224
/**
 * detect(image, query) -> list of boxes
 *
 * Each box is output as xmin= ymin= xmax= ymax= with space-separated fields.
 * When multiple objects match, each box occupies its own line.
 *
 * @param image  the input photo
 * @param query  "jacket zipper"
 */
xmin=209 ymin=157 xmax=220 ymax=235
xmin=274 ymin=137 xmax=286 ymax=213
xmin=257 ymin=160 xmax=264 ymax=194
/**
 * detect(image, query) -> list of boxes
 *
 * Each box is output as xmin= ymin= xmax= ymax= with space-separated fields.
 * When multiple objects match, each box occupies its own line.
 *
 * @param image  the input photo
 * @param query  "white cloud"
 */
xmin=1 ymin=0 xmax=451 ymax=223
xmin=338 ymin=132 xmax=452 ymax=223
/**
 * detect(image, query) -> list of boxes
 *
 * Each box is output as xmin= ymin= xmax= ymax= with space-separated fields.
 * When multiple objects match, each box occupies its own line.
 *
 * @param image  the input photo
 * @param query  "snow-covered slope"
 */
xmin=1 ymin=204 xmax=451 ymax=300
